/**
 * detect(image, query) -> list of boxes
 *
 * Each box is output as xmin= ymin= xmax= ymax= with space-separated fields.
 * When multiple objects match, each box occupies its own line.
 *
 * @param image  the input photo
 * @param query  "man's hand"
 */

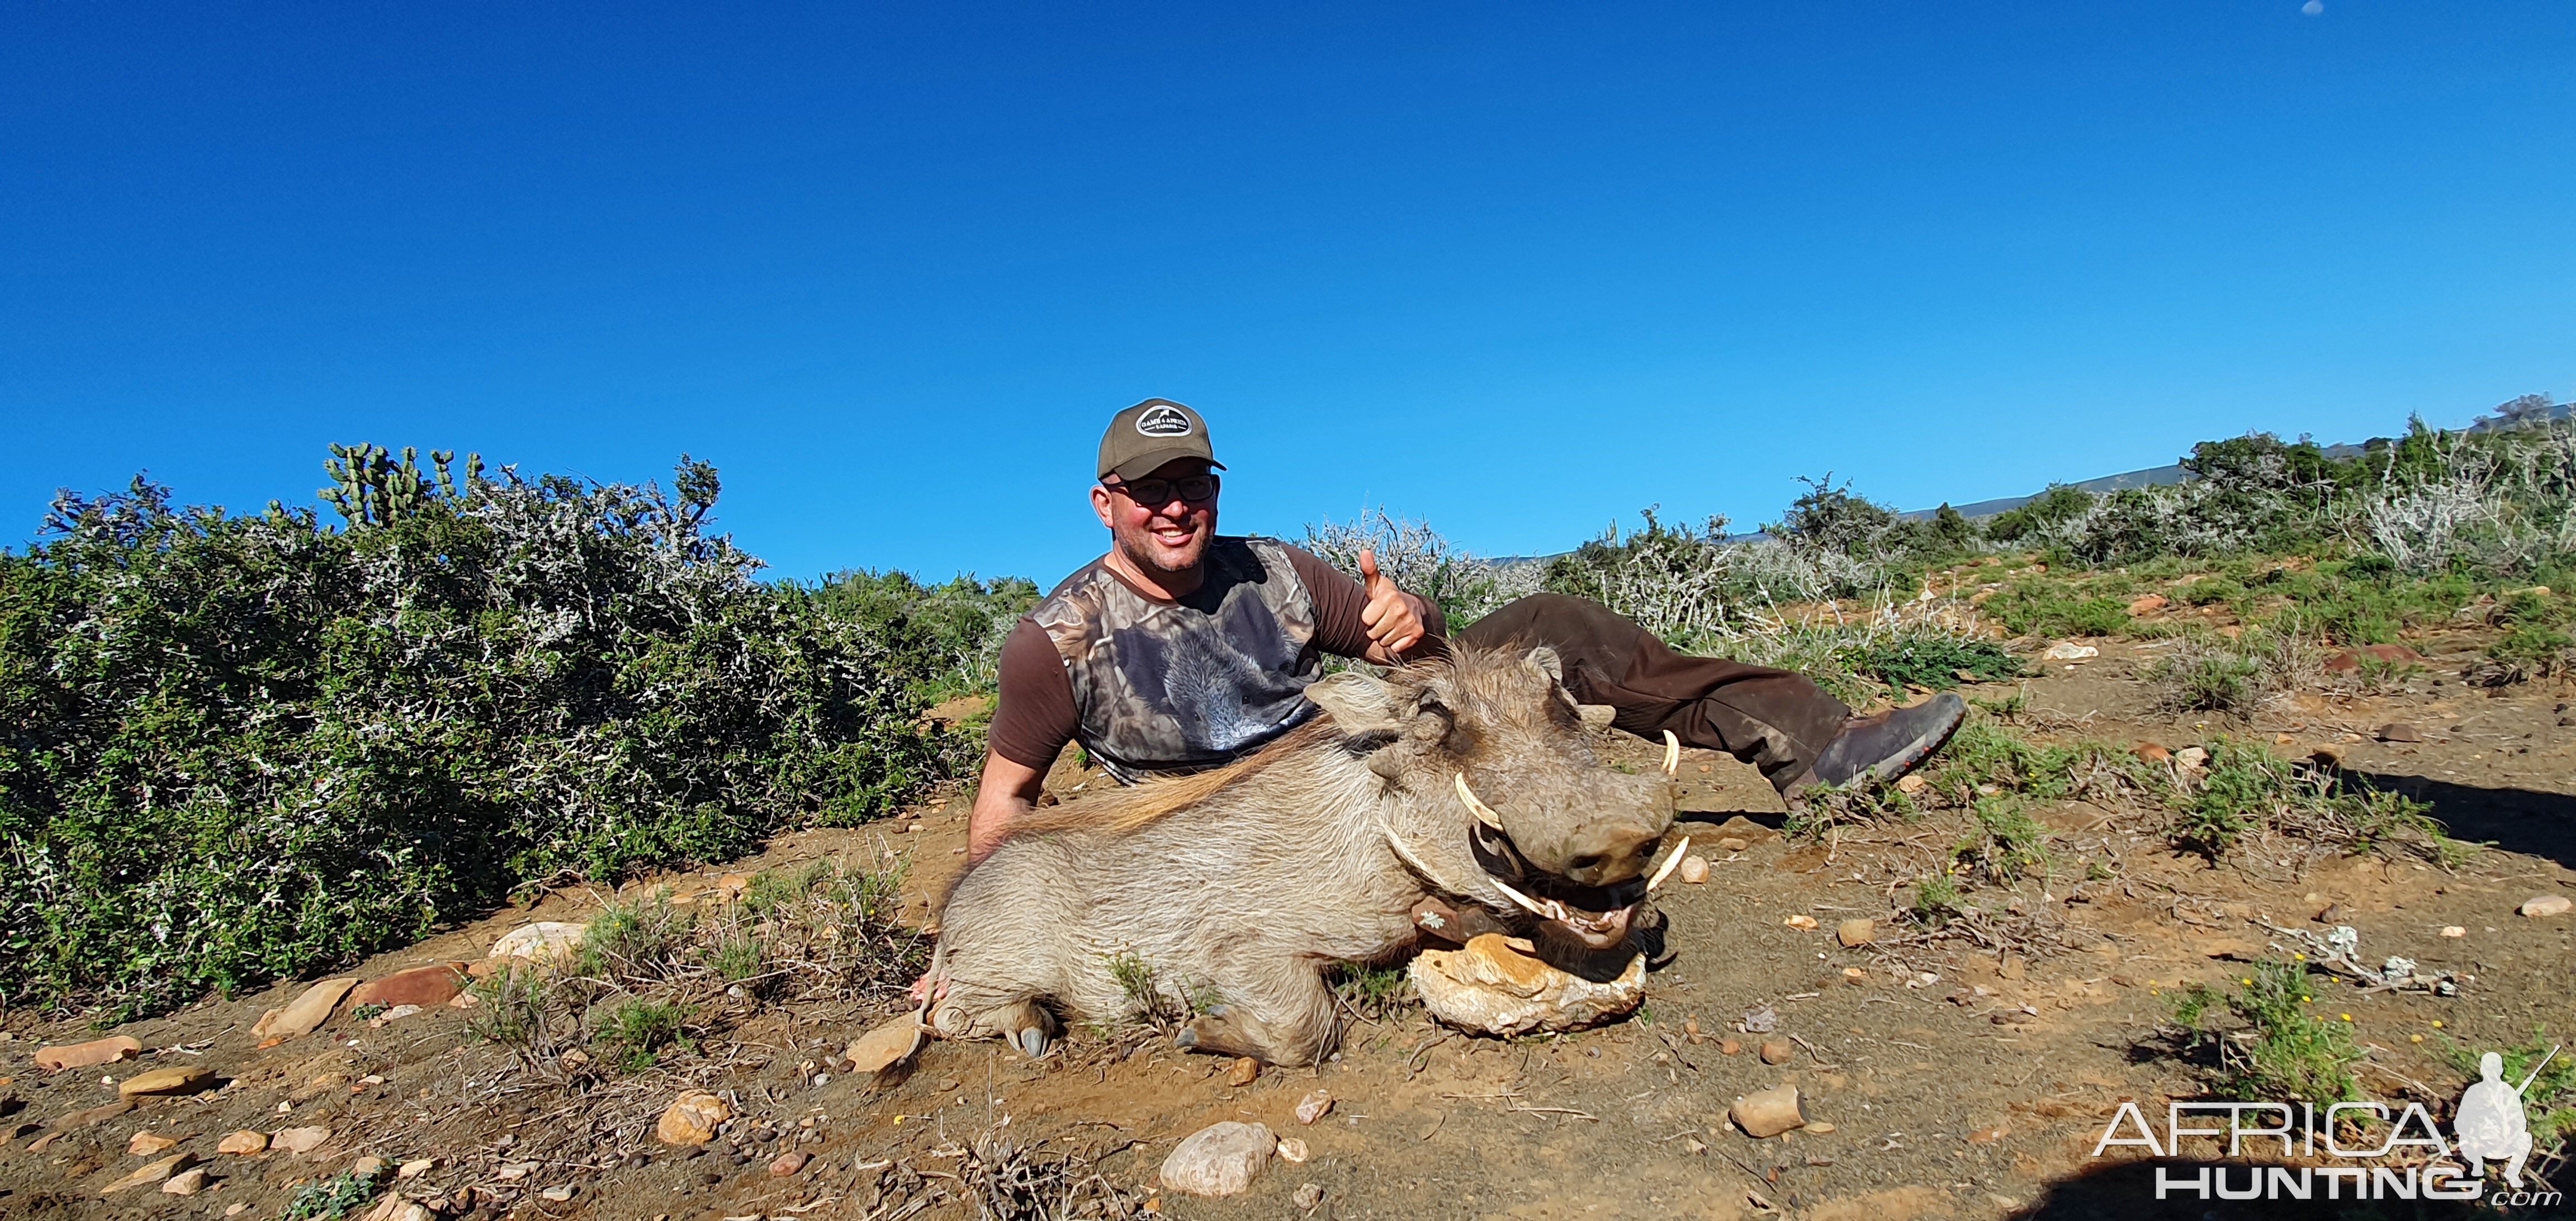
xmin=1357 ymin=548 xmax=1431 ymax=660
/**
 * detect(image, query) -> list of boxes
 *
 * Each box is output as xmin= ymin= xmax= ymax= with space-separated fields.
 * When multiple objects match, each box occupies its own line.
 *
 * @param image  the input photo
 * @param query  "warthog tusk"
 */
xmin=1376 ymin=817 xmax=1464 ymax=893
xmin=1486 ymin=875 xmax=1566 ymax=921
xmin=1662 ymin=730 xmax=1682 ymax=777
xmin=1453 ymin=773 xmax=1505 ymax=830
xmin=1645 ymin=836 xmax=1691 ymax=892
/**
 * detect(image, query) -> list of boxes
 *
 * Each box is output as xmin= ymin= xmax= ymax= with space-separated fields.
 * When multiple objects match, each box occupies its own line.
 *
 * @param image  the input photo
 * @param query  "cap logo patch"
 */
xmin=1134 ymin=405 xmax=1194 ymax=437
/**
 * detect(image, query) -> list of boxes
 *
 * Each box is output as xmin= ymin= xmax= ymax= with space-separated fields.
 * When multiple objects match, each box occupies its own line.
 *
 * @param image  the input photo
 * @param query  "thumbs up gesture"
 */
xmin=1357 ymin=548 xmax=1429 ymax=660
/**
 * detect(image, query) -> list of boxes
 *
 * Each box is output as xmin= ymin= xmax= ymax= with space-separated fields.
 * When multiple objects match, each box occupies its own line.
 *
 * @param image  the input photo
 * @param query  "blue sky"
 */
xmin=6 ymin=3 xmax=2573 ymax=583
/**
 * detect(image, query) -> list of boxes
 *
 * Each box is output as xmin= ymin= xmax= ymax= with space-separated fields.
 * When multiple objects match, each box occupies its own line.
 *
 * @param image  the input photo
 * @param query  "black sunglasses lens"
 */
xmin=1120 ymin=476 xmax=1215 ymax=504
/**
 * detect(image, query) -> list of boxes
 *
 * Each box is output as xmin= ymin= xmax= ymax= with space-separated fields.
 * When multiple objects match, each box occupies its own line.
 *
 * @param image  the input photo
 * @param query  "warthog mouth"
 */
xmin=1466 ymin=822 xmax=1682 ymax=950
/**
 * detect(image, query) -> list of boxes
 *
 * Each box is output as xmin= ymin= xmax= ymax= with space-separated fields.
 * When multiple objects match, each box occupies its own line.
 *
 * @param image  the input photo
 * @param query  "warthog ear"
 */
xmin=1305 ymin=670 xmax=1401 ymax=734
xmin=1523 ymin=645 xmax=1566 ymax=684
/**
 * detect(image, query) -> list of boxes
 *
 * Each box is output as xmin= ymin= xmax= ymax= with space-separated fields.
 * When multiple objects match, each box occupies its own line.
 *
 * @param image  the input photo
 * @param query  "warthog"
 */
xmin=926 ymin=643 xmax=1684 ymax=1065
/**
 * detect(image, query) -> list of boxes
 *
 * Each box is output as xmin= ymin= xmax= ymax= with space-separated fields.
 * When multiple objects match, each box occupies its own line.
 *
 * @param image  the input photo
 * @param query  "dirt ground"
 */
xmin=4 ymin=617 xmax=2572 ymax=1221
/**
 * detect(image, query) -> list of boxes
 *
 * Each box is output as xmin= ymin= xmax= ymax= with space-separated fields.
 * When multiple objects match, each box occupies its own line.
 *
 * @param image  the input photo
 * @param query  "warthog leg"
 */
xmin=1172 ymin=959 xmax=1342 ymax=1066
xmin=930 ymin=993 xmax=1060 ymax=1059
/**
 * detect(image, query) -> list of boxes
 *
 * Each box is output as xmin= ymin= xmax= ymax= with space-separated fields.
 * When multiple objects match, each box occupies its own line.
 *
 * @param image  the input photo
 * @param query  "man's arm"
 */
xmin=967 ymin=749 xmax=1047 ymax=863
xmin=1285 ymin=545 xmax=1447 ymax=663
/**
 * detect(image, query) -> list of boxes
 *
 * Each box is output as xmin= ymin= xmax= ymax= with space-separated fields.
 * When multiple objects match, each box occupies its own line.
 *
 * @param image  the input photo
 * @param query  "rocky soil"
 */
xmin=3 ymin=613 xmax=2571 ymax=1221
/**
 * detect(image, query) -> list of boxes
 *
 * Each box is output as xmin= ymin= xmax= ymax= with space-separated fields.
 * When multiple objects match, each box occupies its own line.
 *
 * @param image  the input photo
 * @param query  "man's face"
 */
xmin=1092 ymin=459 xmax=1219 ymax=576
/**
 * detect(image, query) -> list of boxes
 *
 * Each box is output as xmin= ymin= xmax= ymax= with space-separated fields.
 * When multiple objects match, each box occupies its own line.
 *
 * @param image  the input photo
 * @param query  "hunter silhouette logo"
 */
xmin=1134 ymin=404 xmax=1193 ymax=437
xmin=2456 ymin=1044 xmax=2556 ymax=1189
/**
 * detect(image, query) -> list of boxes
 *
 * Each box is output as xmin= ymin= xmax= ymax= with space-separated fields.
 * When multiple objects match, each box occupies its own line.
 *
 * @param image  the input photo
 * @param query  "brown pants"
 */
xmin=1455 ymin=594 xmax=1850 ymax=790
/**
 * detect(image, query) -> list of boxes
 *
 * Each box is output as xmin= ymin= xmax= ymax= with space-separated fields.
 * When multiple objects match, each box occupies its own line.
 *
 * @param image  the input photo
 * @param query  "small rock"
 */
xmin=1968 ymin=1124 xmax=2010 ymax=1144
xmin=1893 ymin=774 xmax=1927 ymax=794
xmin=2376 ymin=723 xmax=2423 ymax=744
xmin=1410 ymin=934 xmax=1644 ymax=1035
xmin=351 ymin=1155 xmax=387 ymax=1179
xmin=1225 ymin=1057 xmax=1259 ymax=1087
xmin=100 ymin=1152 xmax=198 ymax=1195
xmin=58 ymin=1099 xmax=135 ymax=1128
xmin=1730 ymin=1085 xmax=1806 ymax=1138
xmin=1841 ymin=967 xmax=1867 ymax=985
xmin=1835 ymin=919 xmax=1876 ymax=947
xmin=348 ymin=964 xmax=468 ymax=1010
xmin=217 ymin=1130 xmax=269 ymax=1155
xmin=272 ymin=1125 xmax=332 ymax=1154
xmin=1784 ymin=914 xmax=1820 ymax=931
xmin=34 ymin=1036 xmax=143 ymax=1072
xmin=2041 ymin=642 xmax=2097 ymax=661
xmin=2133 ymin=742 xmax=2171 ymax=764
xmin=540 ymin=1184 xmax=576 ymax=1202
xmin=1808 ymin=1121 xmax=1837 ymax=1134
xmin=128 ymin=1131 xmax=181 ymax=1157
xmin=656 ymin=1090 xmax=732 ymax=1146
xmin=397 ymin=1157 xmax=436 ymax=1179
xmin=1678 ymin=855 xmax=1710 ymax=884
xmin=2441 ymin=926 xmax=2467 ymax=938
xmin=2520 ymin=895 xmax=2572 ymax=918
xmin=119 ymin=1066 xmax=217 ymax=1098
xmin=768 ymin=1151 xmax=809 ymax=1176
xmin=2173 ymin=746 xmax=2209 ymax=769
xmin=366 ymin=1004 xmax=425 ymax=1028
xmin=160 ymin=1166 xmax=211 ymax=1196
xmin=844 ymin=1015 xmax=925 ymax=1074
xmin=1717 ymin=837 xmax=1750 ymax=853
xmin=1295 ymin=1090 xmax=1333 ymax=1125
xmin=1294 ymin=1181 xmax=1325 ymax=1210
xmin=363 ymin=1202 xmax=430 ymax=1221
xmin=2126 ymin=594 xmax=2168 ymax=616
xmin=250 ymin=977 xmax=360 ymax=1042
xmin=487 ymin=922 xmax=589 ymax=966
xmin=1759 ymin=1040 xmax=1794 ymax=1065
xmin=1275 ymin=1136 xmax=1309 ymax=1163
xmin=1718 ymin=1038 xmax=1741 ymax=1056
xmin=1159 ymin=1120 xmax=1274 ymax=1196
xmin=227 ymin=1205 xmax=249 ymax=1217
xmin=495 ymin=1160 xmax=539 ymax=1180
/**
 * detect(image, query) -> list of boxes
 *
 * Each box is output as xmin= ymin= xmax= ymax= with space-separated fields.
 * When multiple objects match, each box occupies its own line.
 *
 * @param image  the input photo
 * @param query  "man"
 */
xmin=966 ymin=397 xmax=1966 ymax=867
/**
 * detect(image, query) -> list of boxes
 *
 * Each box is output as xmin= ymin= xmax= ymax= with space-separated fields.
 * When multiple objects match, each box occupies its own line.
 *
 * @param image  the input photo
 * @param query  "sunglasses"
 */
xmin=1105 ymin=474 xmax=1219 ymax=506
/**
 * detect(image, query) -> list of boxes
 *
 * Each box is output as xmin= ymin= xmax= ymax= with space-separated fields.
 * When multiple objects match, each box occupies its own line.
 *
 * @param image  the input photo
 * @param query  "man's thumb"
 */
xmin=1359 ymin=548 xmax=1385 ymax=586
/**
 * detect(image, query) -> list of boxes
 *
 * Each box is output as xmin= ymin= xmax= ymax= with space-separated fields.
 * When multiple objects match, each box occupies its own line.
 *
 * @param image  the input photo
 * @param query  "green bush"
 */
xmin=2170 ymin=959 xmax=2362 ymax=1105
xmin=1 ymin=448 xmax=953 ymax=1018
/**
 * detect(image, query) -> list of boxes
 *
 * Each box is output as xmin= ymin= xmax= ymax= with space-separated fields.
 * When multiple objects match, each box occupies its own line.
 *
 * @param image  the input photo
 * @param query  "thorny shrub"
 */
xmin=1 ymin=449 xmax=953 ymax=1017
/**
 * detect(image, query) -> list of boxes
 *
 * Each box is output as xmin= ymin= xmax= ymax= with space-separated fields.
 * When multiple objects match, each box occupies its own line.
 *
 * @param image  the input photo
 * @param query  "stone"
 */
xmin=1835 ymin=919 xmax=1876 ymax=948
xmin=361 ymin=1199 xmax=431 ymax=1221
xmin=1730 ymin=1085 xmax=1806 ymax=1138
xmin=1294 ymin=1182 xmax=1325 ymax=1210
xmin=1808 ymin=1121 xmax=1836 ymax=1134
xmin=2520 ymin=895 xmax=2572 ymax=918
xmin=2376 ymin=723 xmax=2424 ymax=744
xmin=1225 ymin=1057 xmax=1259 ymax=1087
xmin=2125 ymin=594 xmax=2168 ymax=616
xmin=540 ymin=1185 xmax=576 ymax=1202
xmin=1295 ymin=1090 xmax=1333 ymax=1125
xmin=768 ymin=1151 xmax=809 ymax=1176
xmin=2133 ymin=743 xmax=2171 ymax=765
xmin=2174 ymin=746 xmax=2209 ymax=769
xmin=496 ymin=1160 xmax=539 ymax=1180
xmin=1969 ymin=1123 xmax=2010 ymax=1144
xmin=398 ymin=1157 xmax=436 ymax=1178
xmin=1718 ymin=837 xmax=1750 ymax=853
xmin=251 ymin=978 xmax=360 ymax=1041
xmin=35 ymin=1036 xmax=143 ymax=1072
xmin=1159 ymin=1120 xmax=1273 ymax=1196
xmin=844 ymin=1015 xmax=925 ymax=1074
xmin=120 ymin=1066 xmax=216 ymax=1098
xmin=59 ymin=1099 xmax=134 ymax=1128
xmin=2441 ymin=926 xmax=2467 ymax=938
xmin=348 ymin=964 xmax=467 ymax=1010
xmin=1275 ymin=1137 xmax=1309 ymax=1163
xmin=1893 ymin=774 xmax=1927 ymax=794
xmin=1841 ymin=967 xmax=1868 ymax=985
xmin=1759 ymin=1040 xmax=1794 ymax=1066
xmin=1719 ymin=1038 xmax=1741 ymax=1056
xmin=656 ymin=1090 xmax=732 ymax=1145
xmin=217 ymin=1130 xmax=269 ymax=1155
xmin=100 ymin=1152 xmax=197 ymax=1195
xmin=352 ymin=1155 xmax=387 ymax=1179
xmin=1409 ymin=934 xmax=1645 ymax=1035
xmin=127 ymin=1131 xmax=181 ymax=1156
xmin=487 ymin=922 xmax=589 ymax=965
xmin=272 ymin=1125 xmax=332 ymax=1154
xmin=367 ymin=1005 xmax=424 ymax=1027
xmin=2041 ymin=642 xmax=2098 ymax=661
xmin=1784 ymin=914 xmax=1820 ymax=931
xmin=160 ymin=1166 xmax=210 ymax=1196
xmin=1678 ymin=855 xmax=1710 ymax=884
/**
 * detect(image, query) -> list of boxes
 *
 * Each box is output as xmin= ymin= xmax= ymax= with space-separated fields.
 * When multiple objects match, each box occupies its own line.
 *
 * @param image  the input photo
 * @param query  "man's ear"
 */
xmin=1523 ymin=645 xmax=1565 ymax=684
xmin=1305 ymin=670 xmax=1401 ymax=733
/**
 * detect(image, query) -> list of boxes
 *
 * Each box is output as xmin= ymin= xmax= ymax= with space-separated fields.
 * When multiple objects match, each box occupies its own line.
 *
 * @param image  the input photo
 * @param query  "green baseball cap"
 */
xmin=1098 ymin=398 xmax=1225 ymax=483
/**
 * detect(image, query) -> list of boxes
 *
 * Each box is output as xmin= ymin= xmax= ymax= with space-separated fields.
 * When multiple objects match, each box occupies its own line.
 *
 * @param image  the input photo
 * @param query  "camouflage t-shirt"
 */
xmin=989 ymin=538 xmax=1437 ymax=783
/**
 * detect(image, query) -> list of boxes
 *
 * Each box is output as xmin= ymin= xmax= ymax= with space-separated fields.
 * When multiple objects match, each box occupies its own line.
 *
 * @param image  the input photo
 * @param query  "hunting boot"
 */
xmin=1782 ymin=693 xmax=1968 ymax=806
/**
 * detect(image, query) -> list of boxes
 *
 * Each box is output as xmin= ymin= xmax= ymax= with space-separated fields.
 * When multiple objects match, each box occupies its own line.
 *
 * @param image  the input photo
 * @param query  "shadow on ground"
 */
xmin=2339 ymin=767 xmax=2576 ymax=872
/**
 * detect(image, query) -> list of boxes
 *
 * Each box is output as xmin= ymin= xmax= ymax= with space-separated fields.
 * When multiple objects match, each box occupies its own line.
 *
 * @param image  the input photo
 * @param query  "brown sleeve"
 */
xmin=987 ymin=618 xmax=1081 ymax=770
xmin=1283 ymin=544 xmax=1448 ymax=659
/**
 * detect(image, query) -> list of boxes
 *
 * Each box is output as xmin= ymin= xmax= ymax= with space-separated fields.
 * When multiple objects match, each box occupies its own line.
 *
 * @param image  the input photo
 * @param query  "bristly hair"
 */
xmin=1011 ymin=716 xmax=1351 ymax=839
